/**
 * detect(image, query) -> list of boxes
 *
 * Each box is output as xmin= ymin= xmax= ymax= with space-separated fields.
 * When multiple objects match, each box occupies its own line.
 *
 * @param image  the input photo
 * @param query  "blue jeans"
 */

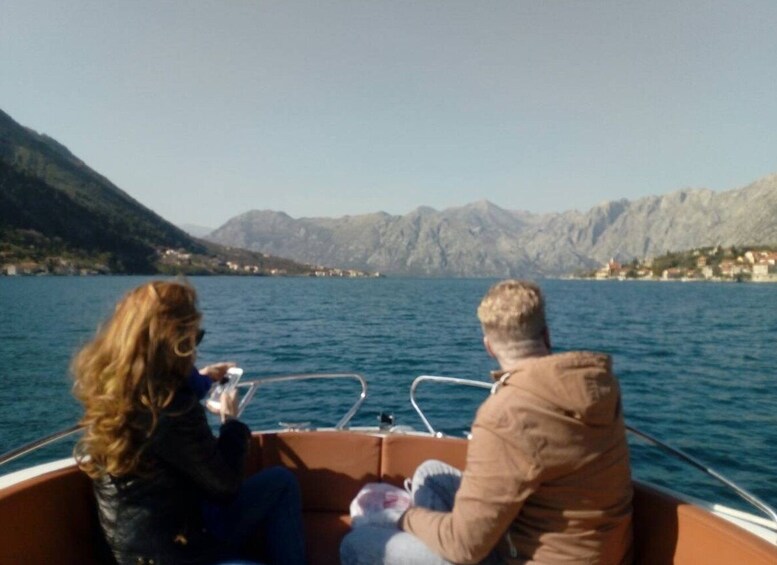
xmin=204 ymin=466 xmax=306 ymax=565
xmin=340 ymin=460 xmax=503 ymax=565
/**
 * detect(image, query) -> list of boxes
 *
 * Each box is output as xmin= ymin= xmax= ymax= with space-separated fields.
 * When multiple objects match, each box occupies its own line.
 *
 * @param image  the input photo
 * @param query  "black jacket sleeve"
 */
xmin=149 ymin=390 xmax=251 ymax=504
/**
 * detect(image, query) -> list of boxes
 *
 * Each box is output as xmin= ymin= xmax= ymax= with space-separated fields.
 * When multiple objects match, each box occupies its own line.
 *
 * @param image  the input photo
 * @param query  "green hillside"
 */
xmin=0 ymin=109 xmax=203 ymax=272
xmin=0 ymin=161 xmax=156 ymax=271
xmin=0 ymin=109 xmax=323 ymax=276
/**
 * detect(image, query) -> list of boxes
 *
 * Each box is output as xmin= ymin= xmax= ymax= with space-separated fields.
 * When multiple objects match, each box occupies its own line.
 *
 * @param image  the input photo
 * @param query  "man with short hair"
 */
xmin=341 ymin=280 xmax=633 ymax=564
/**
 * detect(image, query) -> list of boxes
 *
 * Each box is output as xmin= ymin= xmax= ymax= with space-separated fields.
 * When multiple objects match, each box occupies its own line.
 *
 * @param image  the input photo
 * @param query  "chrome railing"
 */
xmin=0 ymin=424 xmax=83 ymax=468
xmin=626 ymin=425 xmax=777 ymax=523
xmin=235 ymin=372 xmax=367 ymax=430
xmin=409 ymin=374 xmax=777 ymax=524
xmin=410 ymin=375 xmax=493 ymax=436
xmin=0 ymin=372 xmax=367 ymax=470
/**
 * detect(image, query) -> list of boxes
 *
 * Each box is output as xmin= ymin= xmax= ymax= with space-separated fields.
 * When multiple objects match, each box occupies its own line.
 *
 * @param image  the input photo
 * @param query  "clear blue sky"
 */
xmin=2 ymin=1 xmax=776 ymax=228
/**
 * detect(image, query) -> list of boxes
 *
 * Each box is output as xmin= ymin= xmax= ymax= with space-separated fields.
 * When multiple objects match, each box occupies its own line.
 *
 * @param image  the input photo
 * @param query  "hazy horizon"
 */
xmin=3 ymin=1 xmax=776 ymax=227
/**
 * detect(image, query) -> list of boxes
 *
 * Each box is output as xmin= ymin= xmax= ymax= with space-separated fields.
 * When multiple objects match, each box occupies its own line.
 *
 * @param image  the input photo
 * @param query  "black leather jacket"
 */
xmin=94 ymin=383 xmax=250 ymax=565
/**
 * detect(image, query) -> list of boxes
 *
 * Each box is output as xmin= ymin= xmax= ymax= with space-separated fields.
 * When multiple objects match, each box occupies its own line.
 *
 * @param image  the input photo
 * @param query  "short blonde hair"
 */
xmin=477 ymin=280 xmax=546 ymax=343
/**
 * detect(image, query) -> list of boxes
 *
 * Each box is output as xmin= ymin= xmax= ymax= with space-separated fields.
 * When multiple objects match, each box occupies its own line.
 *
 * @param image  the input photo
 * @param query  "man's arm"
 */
xmin=400 ymin=409 xmax=539 ymax=564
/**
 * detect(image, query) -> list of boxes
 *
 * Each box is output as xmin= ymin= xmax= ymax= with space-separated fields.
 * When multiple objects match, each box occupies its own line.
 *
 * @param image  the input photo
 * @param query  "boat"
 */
xmin=1 ymin=373 xmax=776 ymax=564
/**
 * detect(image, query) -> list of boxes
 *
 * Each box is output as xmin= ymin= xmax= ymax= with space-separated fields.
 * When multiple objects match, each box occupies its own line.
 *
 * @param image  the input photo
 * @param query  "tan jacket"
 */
xmin=400 ymin=352 xmax=633 ymax=564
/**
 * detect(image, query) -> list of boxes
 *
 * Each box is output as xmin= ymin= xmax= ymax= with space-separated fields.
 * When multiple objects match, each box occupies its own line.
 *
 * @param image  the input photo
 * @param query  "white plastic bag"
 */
xmin=349 ymin=482 xmax=412 ymax=529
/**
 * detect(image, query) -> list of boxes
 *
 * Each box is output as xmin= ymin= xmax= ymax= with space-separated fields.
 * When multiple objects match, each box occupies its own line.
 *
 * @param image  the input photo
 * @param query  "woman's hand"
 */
xmin=220 ymin=389 xmax=239 ymax=423
xmin=199 ymin=362 xmax=236 ymax=382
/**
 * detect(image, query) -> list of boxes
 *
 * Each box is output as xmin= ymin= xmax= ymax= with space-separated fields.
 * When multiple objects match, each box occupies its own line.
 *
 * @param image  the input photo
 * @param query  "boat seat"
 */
xmin=247 ymin=432 xmax=469 ymax=564
xmin=250 ymin=431 xmax=382 ymax=563
xmin=2 ymin=431 xmax=777 ymax=564
xmin=632 ymin=481 xmax=777 ymax=565
xmin=0 ymin=465 xmax=113 ymax=565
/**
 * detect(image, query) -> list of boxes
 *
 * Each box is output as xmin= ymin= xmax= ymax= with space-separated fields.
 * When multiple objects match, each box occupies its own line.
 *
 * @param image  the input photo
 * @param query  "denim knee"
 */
xmin=413 ymin=459 xmax=458 ymax=486
xmin=265 ymin=466 xmax=300 ymax=491
xmin=414 ymin=459 xmax=448 ymax=476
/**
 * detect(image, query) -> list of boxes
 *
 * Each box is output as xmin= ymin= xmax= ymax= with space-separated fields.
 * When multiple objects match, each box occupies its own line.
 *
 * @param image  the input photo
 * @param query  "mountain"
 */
xmin=0 ymin=109 xmax=204 ymax=272
xmin=0 ymin=109 xmax=313 ymax=275
xmin=207 ymin=174 xmax=777 ymax=277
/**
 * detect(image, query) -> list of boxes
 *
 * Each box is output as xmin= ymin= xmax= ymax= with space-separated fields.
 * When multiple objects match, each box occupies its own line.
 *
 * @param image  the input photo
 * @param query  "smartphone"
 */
xmin=205 ymin=367 xmax=243 ymax=412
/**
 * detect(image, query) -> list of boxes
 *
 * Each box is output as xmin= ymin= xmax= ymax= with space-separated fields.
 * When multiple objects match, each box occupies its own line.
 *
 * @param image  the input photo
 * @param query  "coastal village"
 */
xmin=579 ymin=246 xmax=777 ymax=283
xmin=3 ymin=242 xmax=775 ymax=282
xmin=0 ymin=247 xmax=379 ymax=278
xmin=1 ymin=256 xmax=110 ymax=276
xmin=158 ymin=248 xmax=378 ymax=278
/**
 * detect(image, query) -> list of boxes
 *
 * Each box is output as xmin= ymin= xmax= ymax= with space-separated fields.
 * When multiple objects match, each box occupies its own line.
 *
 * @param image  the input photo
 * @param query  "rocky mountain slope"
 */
xmin=207 ymin=174 xmax=777 ymax=277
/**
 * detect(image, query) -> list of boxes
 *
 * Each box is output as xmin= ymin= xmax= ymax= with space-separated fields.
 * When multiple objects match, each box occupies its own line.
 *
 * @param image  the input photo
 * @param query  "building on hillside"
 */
xmin=719 ymin=261 xmax=741 ymax=277
xmin=752 ymin=263 xmax=777 ymax=282
xmin=757 ymin=251 xmax=777 ymax=265
xmin=594 ymin=265 xmax=610 ymax=279
xmin=594 ymin=258 xmax=622 ymax=279
xmin=662 ymin=268 xmax=684 ymax=280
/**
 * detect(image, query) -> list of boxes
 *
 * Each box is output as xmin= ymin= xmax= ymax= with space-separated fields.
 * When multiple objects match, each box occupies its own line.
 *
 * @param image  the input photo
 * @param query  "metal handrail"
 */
xmin=0 ymin=424 xmax=83 ymax=468
xmin=235 ymin=372 xmax=367 ymax=430
xmin=409 ymin=374 xmax=777 ymax=524
xmin=625 ymin=424 xmax=777 ymax=523
xmin=0 ymin=372 xmax=367 ymax=469
xmin=410 ymin=375 xmax=492 ymax=436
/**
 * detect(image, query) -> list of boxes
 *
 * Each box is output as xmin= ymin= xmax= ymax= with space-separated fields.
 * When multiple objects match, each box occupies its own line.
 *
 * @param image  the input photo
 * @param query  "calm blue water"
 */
xmin=1 ymin=277 xmax=775 ymax=514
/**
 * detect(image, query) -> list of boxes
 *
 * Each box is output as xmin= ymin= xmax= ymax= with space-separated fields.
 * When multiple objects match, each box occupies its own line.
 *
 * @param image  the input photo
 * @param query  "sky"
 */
xmin=2 ymin=1 xmax=776 ymax=229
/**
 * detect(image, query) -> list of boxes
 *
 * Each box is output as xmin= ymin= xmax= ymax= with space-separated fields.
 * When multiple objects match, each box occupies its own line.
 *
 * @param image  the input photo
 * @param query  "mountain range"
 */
xmin=207 ymin=174 xmax=777 ymax=277
xmin=3 ymin=107 xmax=774 ymax=278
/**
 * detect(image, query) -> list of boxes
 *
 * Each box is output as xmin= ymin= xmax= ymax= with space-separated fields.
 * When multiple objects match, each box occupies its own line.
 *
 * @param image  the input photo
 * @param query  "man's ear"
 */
xmin=542 ymin=327 xmax=552 ymax=352
xmin=484 ymin=335 xmax=496 ymax=358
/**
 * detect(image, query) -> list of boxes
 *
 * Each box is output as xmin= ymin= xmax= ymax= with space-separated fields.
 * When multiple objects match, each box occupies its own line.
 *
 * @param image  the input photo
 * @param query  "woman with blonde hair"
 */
xmin=73 ymin=280 xmax=305 ymax=564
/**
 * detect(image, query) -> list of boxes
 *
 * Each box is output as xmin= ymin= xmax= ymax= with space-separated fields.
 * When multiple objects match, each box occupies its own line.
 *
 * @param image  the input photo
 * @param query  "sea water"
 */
xmin=1 ymin=276 xmax=775 ymax=513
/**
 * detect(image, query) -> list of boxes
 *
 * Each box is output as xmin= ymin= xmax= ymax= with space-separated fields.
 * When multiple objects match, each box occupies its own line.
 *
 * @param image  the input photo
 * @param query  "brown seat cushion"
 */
xmin=303 ymin=511 xmax=352 ymax=565
xmin=0 ymin=465 xmax=113 ymax=565
xmin=251 ymin=431 xmax=382 ymax=564
xmin=633 ymin=481 xmax=777 ymax=565
xmin=380 ymin=434 xmax=468 ymax=487
xmin=259 ymin=431 xmax=382 ymax=512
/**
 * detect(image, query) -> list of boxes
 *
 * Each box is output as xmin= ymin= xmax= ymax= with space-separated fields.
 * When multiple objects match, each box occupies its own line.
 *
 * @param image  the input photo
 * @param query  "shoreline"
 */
xmin=562 ymin=275 xmax=777 ymax=284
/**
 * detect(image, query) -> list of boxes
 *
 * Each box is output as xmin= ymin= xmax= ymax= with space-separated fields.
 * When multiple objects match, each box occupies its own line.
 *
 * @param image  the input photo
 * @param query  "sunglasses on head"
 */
xmin=195 ymin=329 xmax=206 ymax=345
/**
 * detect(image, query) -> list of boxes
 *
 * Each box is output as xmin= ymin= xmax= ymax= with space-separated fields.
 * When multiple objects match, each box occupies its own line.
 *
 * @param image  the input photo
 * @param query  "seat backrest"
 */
xmin=258 ymin=431 xmax=382 ymax=512
xmin=380 ymin=434 xmax=468 ymax=486
xmin=632 ymin=481 xmax=777 ymax=565
xmin=0 ymin=465 xmax=113 ymax=565
xmin=254 ymin=431 xmax=383 ymax=565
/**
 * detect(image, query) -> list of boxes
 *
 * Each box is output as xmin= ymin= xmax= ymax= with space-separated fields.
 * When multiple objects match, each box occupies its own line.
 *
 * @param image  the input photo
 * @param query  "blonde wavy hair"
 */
xmin=477 ymin=280 xmax=546 ymax=344
xmin=72 ymin=280 xmax=202 ymax=478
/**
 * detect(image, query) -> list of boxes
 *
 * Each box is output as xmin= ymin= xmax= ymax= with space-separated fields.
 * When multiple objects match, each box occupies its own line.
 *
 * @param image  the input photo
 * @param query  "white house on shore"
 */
xmin=752 ymin=263 xmax=777 ymax=282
